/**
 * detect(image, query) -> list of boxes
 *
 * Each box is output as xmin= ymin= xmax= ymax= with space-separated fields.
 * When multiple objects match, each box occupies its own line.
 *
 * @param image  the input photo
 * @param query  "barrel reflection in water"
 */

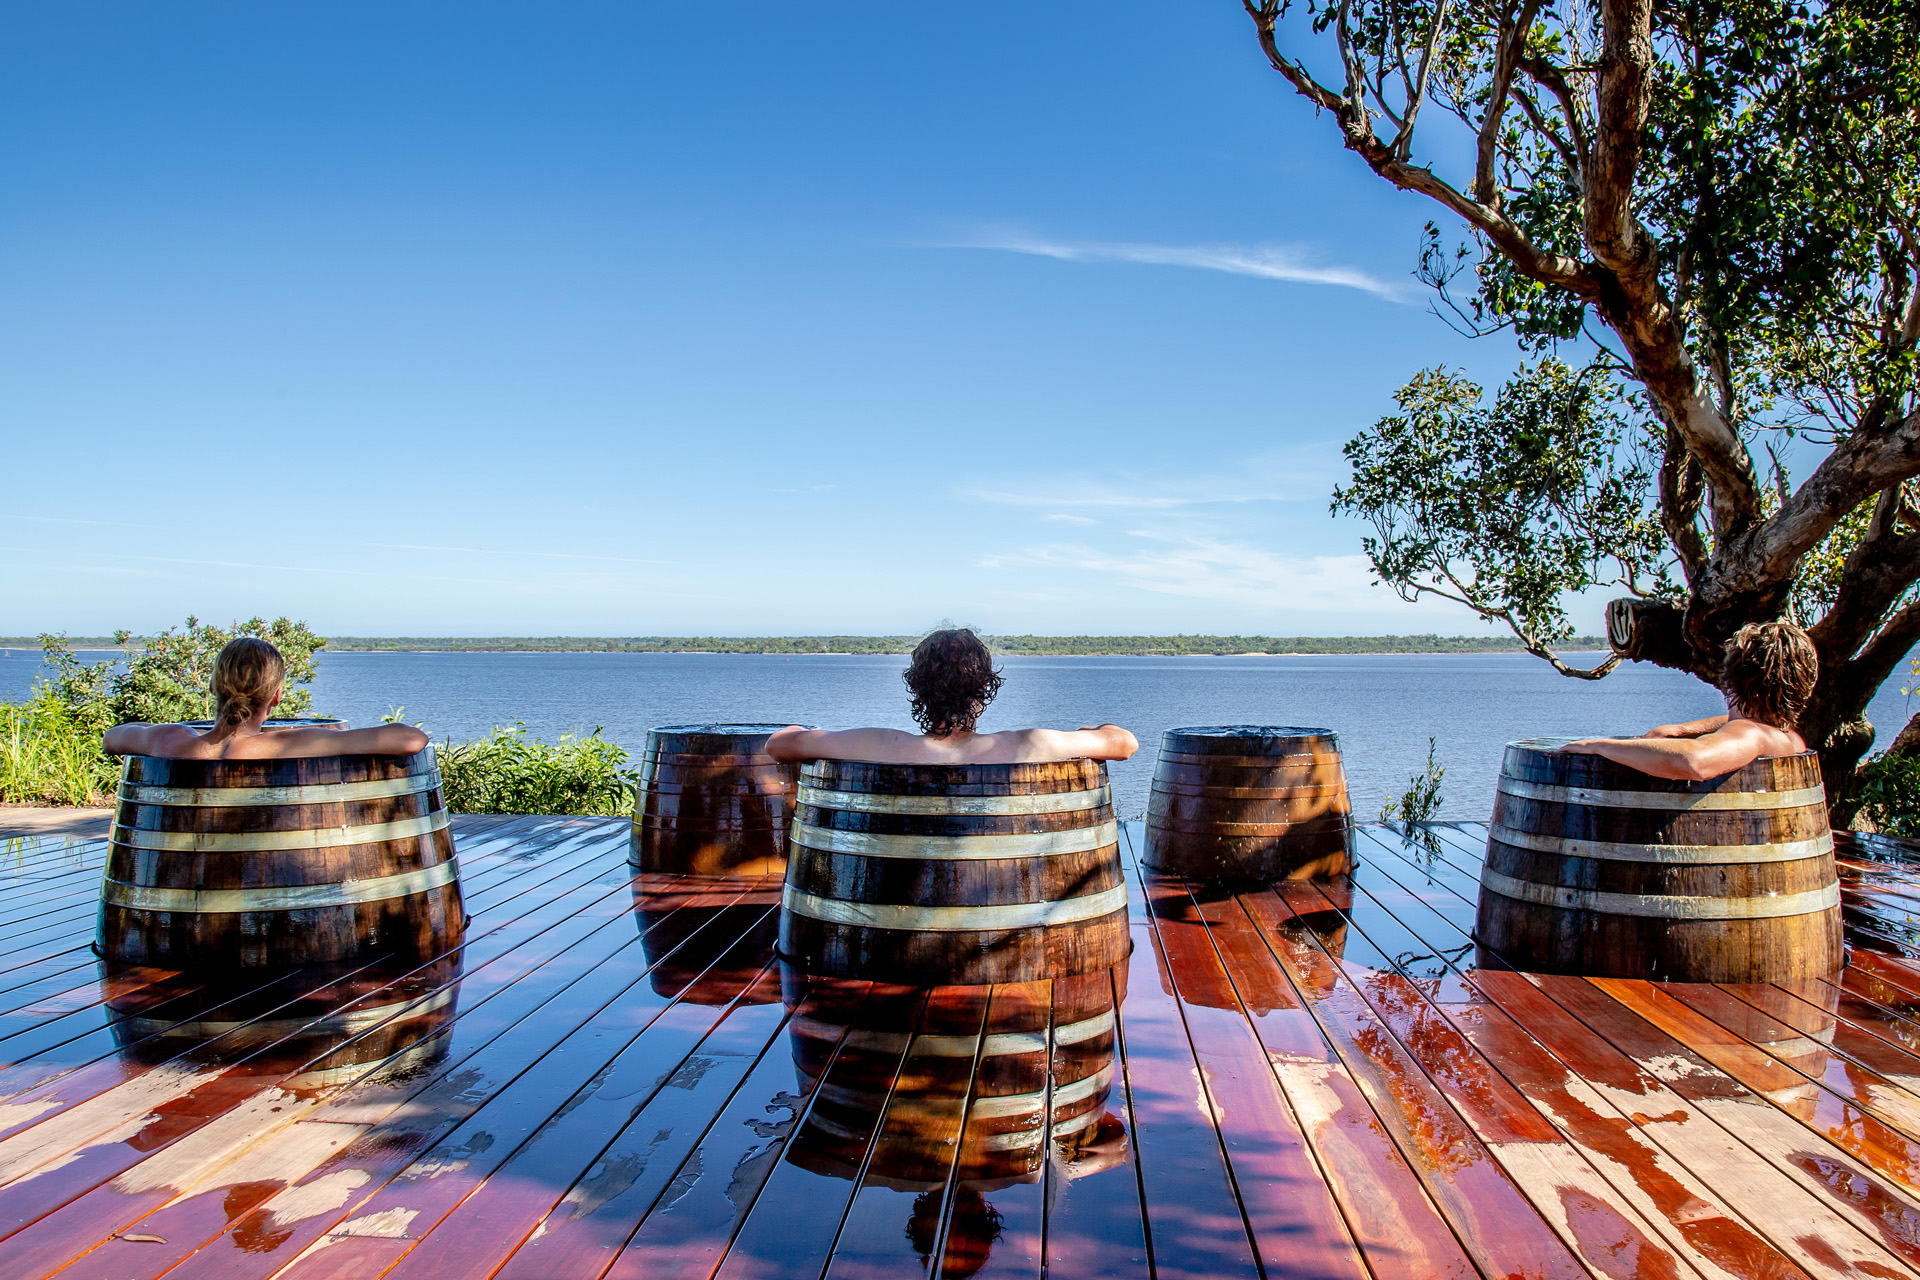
xmin=783 ymin=964 xmax=1128 ymax=1278
xmin=632 ymin=872 xmax=783 ymax=1004
xmin=105 ymin=951 xmax=464 ymax=1089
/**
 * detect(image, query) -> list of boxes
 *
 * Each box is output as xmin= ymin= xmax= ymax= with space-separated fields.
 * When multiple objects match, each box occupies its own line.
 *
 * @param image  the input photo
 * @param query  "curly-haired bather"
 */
xmin=766 ymin=627 xmax=1137 ymax=765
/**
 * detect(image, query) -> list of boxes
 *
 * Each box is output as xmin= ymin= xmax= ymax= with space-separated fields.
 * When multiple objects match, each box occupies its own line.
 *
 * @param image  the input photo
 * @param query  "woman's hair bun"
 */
xmin=211 ymin=637 xmax=286 ymax=728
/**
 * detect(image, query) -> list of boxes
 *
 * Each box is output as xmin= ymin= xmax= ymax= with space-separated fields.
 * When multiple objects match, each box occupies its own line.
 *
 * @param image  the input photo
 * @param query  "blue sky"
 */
xmin=1 ymin=2 xmax=1538 ymax=636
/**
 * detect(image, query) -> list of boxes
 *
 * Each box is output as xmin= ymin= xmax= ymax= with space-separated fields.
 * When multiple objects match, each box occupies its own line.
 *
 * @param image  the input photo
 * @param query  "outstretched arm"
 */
xmin=765 ymin=726 xmax=902 ymax=763
xmin=319 ymin=724 xmax=430 ymax=756
xmin=103 ymin=723 xmax=167 ymax=756
xmin=1561 ymin=720 xmax=1769 ymax=780
xmin=1025 ymin=725 xmax=1139 ymax=761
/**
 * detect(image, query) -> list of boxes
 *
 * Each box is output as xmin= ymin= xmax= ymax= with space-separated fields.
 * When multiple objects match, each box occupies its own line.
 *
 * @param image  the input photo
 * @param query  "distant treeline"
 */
xmin=2 ymin=633 xmax=1605 ymax=656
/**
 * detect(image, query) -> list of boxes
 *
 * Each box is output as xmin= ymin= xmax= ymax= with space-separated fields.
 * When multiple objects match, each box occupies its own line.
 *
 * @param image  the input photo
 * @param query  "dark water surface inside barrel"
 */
xmin=8 ymin=648 xmax=1916 ymax=820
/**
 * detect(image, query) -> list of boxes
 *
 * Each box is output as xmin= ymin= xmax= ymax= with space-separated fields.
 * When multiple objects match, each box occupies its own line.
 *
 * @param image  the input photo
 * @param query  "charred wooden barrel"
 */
xmin=106 ymin=952 xmax=462 ymax=1087
xmin=100 ymin=749 xmax=464 ymax=970
xmin=1143 ymin=726 xmax=1353 ymax=881
xmin=1475 ymin=739 xmax=1840 ymax=981
xmin=629 ymin=724 xmax=799 ymax=876
xmin=632 ymin=872 xmax=782 ymax=1004
xmin=779 ymin=760 xmax=1130 ymax=985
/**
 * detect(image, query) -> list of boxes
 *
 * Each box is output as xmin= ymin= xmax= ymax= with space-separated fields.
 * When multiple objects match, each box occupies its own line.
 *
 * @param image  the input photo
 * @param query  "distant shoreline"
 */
xmin=1 ymin=634 xmax=1608 ymax=658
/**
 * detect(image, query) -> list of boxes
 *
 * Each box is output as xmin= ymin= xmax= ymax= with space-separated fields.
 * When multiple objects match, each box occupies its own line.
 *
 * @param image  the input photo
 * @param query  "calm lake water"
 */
xmin=6 ymin=647 xmax=1914 ymax=820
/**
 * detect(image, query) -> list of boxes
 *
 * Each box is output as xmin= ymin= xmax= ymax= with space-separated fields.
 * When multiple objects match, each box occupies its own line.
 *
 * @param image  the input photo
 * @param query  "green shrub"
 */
xmin=1855 ymin=751 xmax=1920 ymax=839
xmin=0 ymin=691 xmax=119 ymax=805
xmin=435 ymin=725 xmax=637 ymax=817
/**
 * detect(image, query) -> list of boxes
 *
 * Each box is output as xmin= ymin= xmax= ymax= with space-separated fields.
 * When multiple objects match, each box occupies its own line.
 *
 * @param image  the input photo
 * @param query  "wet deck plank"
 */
xmin=2 ymin=817 xmax=1920 ymax=1278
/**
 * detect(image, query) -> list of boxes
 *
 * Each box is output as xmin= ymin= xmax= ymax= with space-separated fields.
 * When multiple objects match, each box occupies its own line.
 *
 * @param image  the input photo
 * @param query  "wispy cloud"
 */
xmin=363 ymin=542 xmax=671 ymax=565
xmin=941 ymin=231 xmax=1403 ymax=300
xmin=981 ymin=532 xmax=1466 ymax=616
xmin=968 ymin=450 xmax=1342 ymax=513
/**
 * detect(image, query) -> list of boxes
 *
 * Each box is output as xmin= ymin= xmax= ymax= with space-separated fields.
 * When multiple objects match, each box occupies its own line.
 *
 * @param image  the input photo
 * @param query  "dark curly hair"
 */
xmin=904 ymin=628 xmax=1003 ymax=737
xmin=1721 ymin=620 xmax=1818 ymax=729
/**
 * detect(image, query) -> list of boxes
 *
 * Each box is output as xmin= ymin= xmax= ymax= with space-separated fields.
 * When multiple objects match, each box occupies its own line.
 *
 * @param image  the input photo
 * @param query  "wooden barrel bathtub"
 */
xmin=1475 ymin=738 xmax=1840 ymax=981
xmin=779 ymin=760 xmax=1130 ymax=985
xmin=1143 ymin=726 xmax=1353 ymax=881
xmin=632 ymin=872 xmax=782 ymax=1004
xmin=106 ymin=953 xmax=463 ymax=1087
xmin=629 ymin=724 xmax=800 ymax=876
xmin=100 ymin=749 xmax=465 ymax=970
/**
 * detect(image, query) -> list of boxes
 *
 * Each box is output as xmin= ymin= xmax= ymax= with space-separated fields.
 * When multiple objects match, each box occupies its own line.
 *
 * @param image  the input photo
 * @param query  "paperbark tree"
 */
xmin=1242 ymin=0 xmax=1920 ymax=809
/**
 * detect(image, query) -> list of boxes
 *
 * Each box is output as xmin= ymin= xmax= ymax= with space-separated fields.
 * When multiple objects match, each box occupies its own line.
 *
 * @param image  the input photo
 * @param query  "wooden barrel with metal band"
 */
xmin=99 ymin=748 xmax=464 ymax=970
xmin=629 ymin=723 xmax=800 ymax=876
xmin=1143 ymin=725 xmax=1353 ymax=881
xmin=1474 ymin=738 xmax=1839 ymax=981
xmin=779 ymin=759 xmax=1130 ymax=985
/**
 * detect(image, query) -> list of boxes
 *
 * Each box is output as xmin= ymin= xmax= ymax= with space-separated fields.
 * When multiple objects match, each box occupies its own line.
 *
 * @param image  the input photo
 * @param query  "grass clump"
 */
xmin=435 ymin=725 xmax=636 ymax=817
xmin=1 ymin=691 xmax=119 ymax=805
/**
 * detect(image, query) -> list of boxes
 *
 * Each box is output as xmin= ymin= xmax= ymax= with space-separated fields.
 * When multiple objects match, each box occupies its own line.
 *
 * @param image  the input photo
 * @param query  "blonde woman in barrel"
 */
xmin=104 ymin=637 xmax=426 ymax=759
xmin=1563 ymin=621 xmax=1816 ymax=780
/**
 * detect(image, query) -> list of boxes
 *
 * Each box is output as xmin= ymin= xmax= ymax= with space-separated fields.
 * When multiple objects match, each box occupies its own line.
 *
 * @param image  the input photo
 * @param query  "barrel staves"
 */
xmin=99 ymin=748 xmax=465 ymax=969
xmin=779 ymin=759 xmax=1130 ymax=984
xmin=1474 ymin=737 xmax=1840 ymax=981
xmin=629 ymin=723 xmax=799 ymax=876
xmin=1143 ymin=725 xmax=1353 ymax=881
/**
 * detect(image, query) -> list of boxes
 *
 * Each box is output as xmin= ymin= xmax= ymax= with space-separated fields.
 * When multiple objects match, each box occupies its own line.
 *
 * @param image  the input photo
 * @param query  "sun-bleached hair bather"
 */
xmin=1561 ymin=620 xmax=1817 ymax=780
xmin=103 ymin=637 xmax=428 ymax=760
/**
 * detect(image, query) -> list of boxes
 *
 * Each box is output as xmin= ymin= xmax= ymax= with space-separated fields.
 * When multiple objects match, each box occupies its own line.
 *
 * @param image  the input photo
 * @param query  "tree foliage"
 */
xmin=1334 ymin=360 xmax=1666 ymax=674
xmin=1242 ymin=0 xmax=1920 ymax=797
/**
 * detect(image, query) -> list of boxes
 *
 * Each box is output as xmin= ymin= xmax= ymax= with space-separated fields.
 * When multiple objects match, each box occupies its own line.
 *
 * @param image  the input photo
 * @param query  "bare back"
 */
xmin=766 ymin=724 xmax=1138 ymax=765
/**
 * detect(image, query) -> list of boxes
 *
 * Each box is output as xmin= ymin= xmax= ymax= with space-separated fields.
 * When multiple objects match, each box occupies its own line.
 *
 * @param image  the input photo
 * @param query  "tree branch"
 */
xmin=1657 ymin=423 xmax=1709 ymax=582
xmin=1246 ymin=1 xmax=1606 ymax=299
xmin=1392 ymin=0 xmax=1455 ymax=160
xmin=1739 ymin=401 xmax=1920 ymax=602
xmin=1476 ymin=0 xmax=1541 ymax=204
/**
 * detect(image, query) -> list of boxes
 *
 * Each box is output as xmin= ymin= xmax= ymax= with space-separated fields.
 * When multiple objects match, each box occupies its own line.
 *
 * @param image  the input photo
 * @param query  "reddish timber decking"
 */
xmin=2 ymin=814 xmax=1920 ymax=1278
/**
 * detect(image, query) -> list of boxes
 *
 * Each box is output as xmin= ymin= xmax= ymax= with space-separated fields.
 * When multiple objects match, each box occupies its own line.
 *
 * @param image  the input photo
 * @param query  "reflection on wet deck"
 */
xmin=3 ymin=815 xmax=1920 ymax=1278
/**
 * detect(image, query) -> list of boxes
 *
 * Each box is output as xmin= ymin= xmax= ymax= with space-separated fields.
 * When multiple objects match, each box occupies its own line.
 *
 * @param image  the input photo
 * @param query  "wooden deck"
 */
xmin=4 ymin=814 xmax=1920 ymax=1278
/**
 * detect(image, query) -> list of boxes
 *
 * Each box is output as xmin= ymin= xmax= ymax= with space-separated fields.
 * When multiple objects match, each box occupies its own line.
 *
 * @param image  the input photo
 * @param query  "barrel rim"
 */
xmin=1162 ymin=725 xmax=1337 ymax=742
xmin=645 ymin=722 xmax=800 ymax=739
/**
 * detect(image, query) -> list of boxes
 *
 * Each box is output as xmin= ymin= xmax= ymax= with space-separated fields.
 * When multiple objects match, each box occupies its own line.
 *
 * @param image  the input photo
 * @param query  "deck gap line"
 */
xmin=1343 ymin=859 xmax=1920 ymax=1270
xmin=1312 ymin=872 xmax=1838 ymax=1280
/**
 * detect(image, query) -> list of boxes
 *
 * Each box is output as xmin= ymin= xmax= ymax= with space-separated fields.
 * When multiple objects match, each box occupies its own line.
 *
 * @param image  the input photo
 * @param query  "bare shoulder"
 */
xmin=1719 ymin=717 xmax=1807 ymax=757
xmin=105 ymin=722 xmax=210 ymax=758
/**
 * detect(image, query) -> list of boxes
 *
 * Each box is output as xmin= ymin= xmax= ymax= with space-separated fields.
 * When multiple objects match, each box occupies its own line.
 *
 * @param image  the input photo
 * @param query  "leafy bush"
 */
xmin=42 ymin=617 xmax=325 ymax=732
xmin=435 ymin=725 xmax=636 ymax=817
xmin=0 ymin=691 xmax=120 ymax=805
xmin=1855 ymin=751 xmax=1920 ymax=839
